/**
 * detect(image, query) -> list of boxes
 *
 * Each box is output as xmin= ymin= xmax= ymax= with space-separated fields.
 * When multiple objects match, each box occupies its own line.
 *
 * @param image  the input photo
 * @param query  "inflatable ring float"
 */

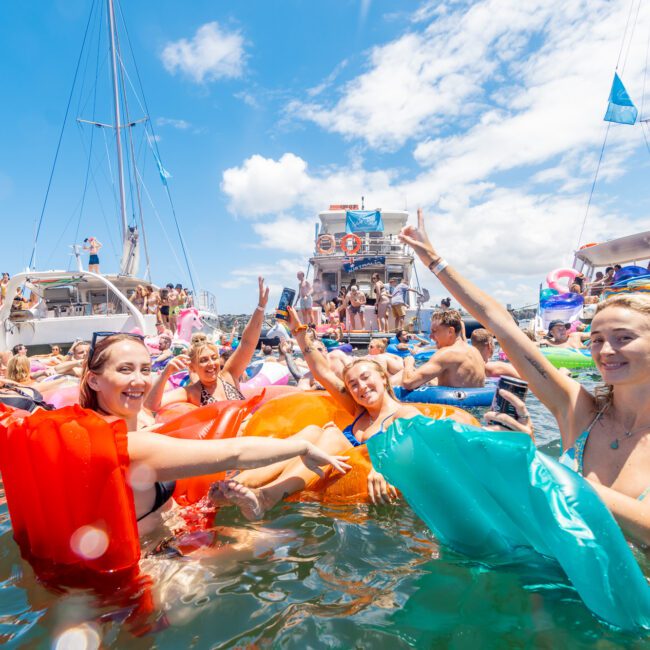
xmin=368 ymin=416 xmax=650 ymax=631
xmin=242 ymin=392 xmax=478 ymax=504
xmin=316 ymin=234 xmax=336 ymax=255
xmin=340 ymin=233 xmax=362 ymax=255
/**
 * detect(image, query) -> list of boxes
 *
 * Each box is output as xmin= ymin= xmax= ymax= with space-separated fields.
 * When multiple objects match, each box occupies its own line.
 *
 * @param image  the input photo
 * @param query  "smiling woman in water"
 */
xmin=400 ymin=208 xmax=650 ymax=545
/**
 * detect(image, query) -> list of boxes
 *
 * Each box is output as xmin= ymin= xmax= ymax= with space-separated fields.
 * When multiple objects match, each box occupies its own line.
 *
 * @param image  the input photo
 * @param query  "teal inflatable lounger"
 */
xmin=367 ymin=415 xmax=650 ymax=631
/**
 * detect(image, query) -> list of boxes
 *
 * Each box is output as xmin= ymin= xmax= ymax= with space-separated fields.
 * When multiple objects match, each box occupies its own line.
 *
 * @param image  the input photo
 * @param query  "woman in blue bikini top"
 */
xmin=401 ymin=208 xmax=650 ymax=546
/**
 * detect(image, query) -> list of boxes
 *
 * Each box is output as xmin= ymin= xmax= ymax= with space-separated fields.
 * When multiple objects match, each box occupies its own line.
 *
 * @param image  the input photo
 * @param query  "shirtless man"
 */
xmin=367 ymin=338 xmax=404 ymax=377
xmin=296 ymin=271 xmax=315 ymax=324
xmin=347 ymin=285 xmax=367 ymax=330
xmin=401 ymin=309 xmax=485 ymax=389
xmin=470 ymin=328 xmax=521 ymax=378
xmin=539 ymin=320 xmax=589 ymax=349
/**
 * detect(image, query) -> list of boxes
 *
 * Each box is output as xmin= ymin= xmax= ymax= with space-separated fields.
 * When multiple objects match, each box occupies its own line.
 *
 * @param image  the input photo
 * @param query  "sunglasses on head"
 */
xmin=88 ymin=331 xmax=145 ymax=364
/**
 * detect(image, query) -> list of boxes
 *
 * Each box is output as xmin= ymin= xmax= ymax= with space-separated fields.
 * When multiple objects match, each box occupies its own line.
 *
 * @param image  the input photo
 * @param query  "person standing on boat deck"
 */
xmin=399 ymin=207 xmax=650 ymax=546
xmin=296 ymin=271 xmax=315 ymax=324
xmin=347 ymin=285 xmax=367 ymax=330
xmin=0 ymin=272 xmax=9 ymax=308
xmin=130 ymin=285 xmax=146 ymax=313
xmin=401 ymin=309 xmax=485 ymax=389
xmin=168 ymin=284 xmax=181 ymax=333
xmin=83 ymin=237 xmax=102 ymax=273
xmin=372 ymin=273 xmax=391 ymax=332
xmin=389 ymin=277 xmax=416 ymax=332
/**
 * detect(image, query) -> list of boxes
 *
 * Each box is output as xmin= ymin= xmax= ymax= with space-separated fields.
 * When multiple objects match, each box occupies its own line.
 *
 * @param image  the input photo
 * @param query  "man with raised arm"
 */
xmin=401 ymin=309 xmax=485 ymax=389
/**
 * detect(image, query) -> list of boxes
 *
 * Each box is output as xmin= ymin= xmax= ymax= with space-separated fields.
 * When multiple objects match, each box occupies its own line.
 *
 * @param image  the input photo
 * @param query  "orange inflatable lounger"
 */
xmin=0 ymin=404 xmax=141 ymax=589
xmin=243 ymin=393 xmax=479 ymax=504
xmin=154 ymin=394 xmax=265 ymax=505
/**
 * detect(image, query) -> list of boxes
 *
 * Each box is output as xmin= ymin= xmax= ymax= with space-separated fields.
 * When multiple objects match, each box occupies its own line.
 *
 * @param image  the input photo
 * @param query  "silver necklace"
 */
xmin=610 ymin=421 xmax=650 ymax=450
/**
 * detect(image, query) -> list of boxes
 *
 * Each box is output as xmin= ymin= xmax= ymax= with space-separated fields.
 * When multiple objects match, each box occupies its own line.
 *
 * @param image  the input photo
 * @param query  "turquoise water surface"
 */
xmin=2 ymin=374 xmax=650 ymax=648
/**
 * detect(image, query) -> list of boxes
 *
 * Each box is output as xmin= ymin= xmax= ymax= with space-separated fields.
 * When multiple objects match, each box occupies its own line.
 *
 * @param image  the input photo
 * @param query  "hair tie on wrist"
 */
xmin=428 ymin=259 xmax=448 ymax=276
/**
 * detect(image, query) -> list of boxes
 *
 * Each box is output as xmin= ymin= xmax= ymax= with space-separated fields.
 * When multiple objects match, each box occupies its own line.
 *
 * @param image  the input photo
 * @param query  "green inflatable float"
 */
xmin=540 ymin=347 xmax=595 ymax=369
xmin=367 ymin=416 xmax=650 ymax=631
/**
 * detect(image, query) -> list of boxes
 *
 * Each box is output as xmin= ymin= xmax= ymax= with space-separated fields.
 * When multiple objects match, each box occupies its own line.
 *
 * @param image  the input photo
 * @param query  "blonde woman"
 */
xmin=400 ymin=208 xmax=650 ymax=545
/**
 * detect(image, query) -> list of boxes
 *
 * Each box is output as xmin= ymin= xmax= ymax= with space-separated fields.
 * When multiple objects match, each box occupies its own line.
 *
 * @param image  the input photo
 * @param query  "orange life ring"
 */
xmin=340 ymin=233 xmax=362 ymax=255
xmin=316 ymin=234 xmax=336 ymax=255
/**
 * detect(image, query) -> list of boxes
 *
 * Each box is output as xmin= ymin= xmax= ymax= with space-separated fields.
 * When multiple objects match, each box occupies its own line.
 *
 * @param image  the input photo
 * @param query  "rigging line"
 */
xmin=69 ymin=13 xmax=104 ymax=271
xmin=621 ymin=0 xmax=643 ymax=76
xmin=642 ymin=17 xmax=650 ymax=120
xmin=641 ymin=122 xmax=650 ymax=157
xmin=75 ymin=0 xmax=99 ymax=121
xmin=136 ymin=167 xmax=188 ymax=280
xmin=28 ymin=3 xmax=96 ymax=271
xmin=117 ymin=2 xmax=199 ymax=294
xmin=616 ymin=0 xmax=638 ymax=71
xmin=576 ymin=122 xmax=611 ymax=249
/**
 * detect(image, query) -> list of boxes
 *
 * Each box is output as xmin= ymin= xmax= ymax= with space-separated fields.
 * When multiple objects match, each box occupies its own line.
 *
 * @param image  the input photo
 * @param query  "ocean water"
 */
xmin=2 ymin=374 xmax=650 ymax=648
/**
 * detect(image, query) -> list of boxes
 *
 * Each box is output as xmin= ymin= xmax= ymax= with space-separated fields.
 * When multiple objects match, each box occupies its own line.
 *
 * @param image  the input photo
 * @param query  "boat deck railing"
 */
xmin=314 ymin=232 xmax=409 ymax=258
xmin=196 ymin=290 xmax=217 ymax=314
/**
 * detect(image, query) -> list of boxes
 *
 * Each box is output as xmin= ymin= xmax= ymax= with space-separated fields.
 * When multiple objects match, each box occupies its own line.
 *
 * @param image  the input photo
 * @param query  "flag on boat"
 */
xmin=345 ymin=210 xmax=383 ymax=233
xmin=154 ymin=153 xmax=172 ymax=186
xmin=604 ymin=72 xmax=638 ymax=125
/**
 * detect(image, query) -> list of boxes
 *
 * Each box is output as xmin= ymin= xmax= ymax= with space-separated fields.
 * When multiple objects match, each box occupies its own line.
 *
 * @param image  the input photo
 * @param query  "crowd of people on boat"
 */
xmin=129 ymin=282 xmax=194 ymax=332
xmin=294 ymin=270 xmax=445 ymax=334
xmin=1 ymin=209 xmax=650 ymax=578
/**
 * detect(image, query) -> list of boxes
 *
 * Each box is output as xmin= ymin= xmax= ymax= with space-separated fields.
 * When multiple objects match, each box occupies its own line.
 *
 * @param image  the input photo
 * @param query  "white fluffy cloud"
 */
xmin=161 ymin=22 xmax=245 ymax=83
xmin=218 ymin=0 xmax=650 ymax=307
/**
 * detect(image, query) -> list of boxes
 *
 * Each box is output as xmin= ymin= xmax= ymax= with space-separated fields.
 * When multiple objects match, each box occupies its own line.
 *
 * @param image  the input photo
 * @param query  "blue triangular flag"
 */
xmin=345 ymin=210 xmax=383 ymax=233
xmin=604 ymin=72 xmax=638 ymax=125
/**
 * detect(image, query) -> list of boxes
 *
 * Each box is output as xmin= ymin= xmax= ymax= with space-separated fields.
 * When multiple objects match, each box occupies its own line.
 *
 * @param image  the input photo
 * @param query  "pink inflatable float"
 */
xmin=546 ymin=268 xmax=579 ymax=293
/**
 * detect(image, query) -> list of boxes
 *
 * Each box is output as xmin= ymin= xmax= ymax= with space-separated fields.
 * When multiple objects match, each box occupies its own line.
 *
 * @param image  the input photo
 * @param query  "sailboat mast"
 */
xmin=107 ymin=0 xmax=128 ymax=243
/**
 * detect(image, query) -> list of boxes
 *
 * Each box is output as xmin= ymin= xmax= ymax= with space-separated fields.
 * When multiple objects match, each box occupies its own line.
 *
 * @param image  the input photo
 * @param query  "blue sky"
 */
xmin=1 ymin=0 xmax=649 ymax=313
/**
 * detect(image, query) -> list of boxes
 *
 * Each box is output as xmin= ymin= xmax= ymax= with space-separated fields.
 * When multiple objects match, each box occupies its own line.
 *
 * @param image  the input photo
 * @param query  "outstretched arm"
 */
xmin=287 ymin=306 xmax=358 ymax=415
xmin=223 ymin=277 xmax=269 ymax=384
xmin=401 ymin=355 xmax=444 ymax=390
xmin=399 ymin=209 xmax=584 ymax=437
xmin=128 ymin=432 xmax=351 ymax=482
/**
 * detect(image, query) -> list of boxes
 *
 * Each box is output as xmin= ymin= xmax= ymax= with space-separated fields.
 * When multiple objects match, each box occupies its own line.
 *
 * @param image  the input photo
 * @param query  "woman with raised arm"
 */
xmin=399 ymin=208 xmax=650 ymax=544
xmin=213 ymin=306 xmax=421 ymax=519
xmin=146 ymin=278 xmax=268 ymax=409
xmin=78 ymin=332 xmax=349 ymax=538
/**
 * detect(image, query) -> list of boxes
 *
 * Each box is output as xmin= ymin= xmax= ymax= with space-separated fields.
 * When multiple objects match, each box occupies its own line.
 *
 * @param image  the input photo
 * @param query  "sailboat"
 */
xmin=0 ymin=0 xmax=220 ymax=352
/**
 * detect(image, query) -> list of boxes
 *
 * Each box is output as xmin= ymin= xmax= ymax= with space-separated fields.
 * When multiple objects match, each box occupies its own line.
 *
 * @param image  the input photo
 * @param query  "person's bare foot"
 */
xmin=212 ymin=479 xmax=269 ymax=521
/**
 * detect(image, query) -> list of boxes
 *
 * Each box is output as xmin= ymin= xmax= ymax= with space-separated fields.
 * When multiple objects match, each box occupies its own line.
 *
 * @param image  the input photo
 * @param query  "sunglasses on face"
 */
xmin=88 ymin=331 xmax=145 ymax=365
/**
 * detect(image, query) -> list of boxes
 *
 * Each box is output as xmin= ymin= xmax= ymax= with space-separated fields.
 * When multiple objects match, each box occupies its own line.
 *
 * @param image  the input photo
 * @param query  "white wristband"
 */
xmin=256 ymin=306 xmax=265 ymax=313
xmin=428 ymin=259 xmax=448 ymax=276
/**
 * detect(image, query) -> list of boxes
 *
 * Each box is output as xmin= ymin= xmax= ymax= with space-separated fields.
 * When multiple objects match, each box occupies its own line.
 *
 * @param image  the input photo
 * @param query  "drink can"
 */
xmin=276 ymin=287 xmax=296 ymax=321
xmin=491 ymin=376 xmax=528 ymax=419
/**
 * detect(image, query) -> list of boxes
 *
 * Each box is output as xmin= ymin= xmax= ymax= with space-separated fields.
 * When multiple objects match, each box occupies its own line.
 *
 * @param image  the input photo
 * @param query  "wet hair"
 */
xmin=342 ymin=358 xmax=396 ymax=400
xmin=7 ymin=355 xmax=30 ymax=383
xmin=593 ymin=294 xmax=650 ymax=409
xmin=431 ymin=309 xmax=463 ymax=335
xmin=79 ymin=334 xmax=150 ymax=411
xmin=441 ymin=297 xmax=451 ymax=308
xmin=262 ymin=345 xmax=274 ymax=356
xmin=11 ymin=344 xmax=26 ymax=355
xmin=605 ymin=266 xmax=614 ymax=274
xmin=470 ymin=328 xmax=493 ymax=349
xmin=369 ymin=337 xmax=388 ymax=352
xmin=395 ymin=329 xmax=408 ymax=341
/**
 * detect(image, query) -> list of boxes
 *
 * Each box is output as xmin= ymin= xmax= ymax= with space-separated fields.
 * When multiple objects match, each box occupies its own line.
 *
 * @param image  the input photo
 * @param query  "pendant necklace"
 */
xmin=610 ymin=422 xmax=650 ymax=450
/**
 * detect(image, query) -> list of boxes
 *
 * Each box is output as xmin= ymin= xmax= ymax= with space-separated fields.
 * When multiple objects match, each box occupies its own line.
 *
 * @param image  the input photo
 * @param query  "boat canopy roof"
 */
xmin=574 ymin=231 xmax=650 ymax=267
